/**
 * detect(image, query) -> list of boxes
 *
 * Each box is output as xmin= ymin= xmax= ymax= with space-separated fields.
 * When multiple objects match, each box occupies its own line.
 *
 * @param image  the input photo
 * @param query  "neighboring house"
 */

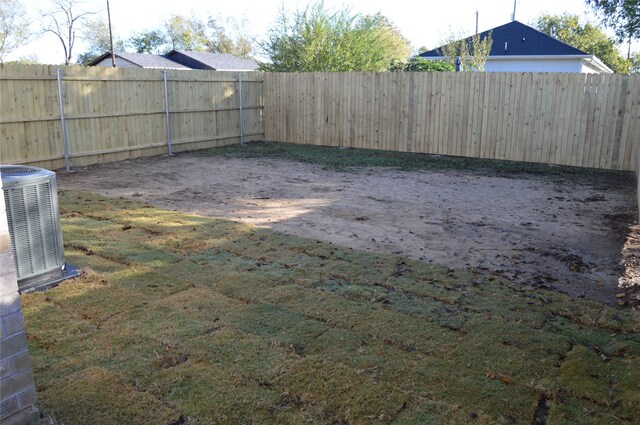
xmin=420 ymin=21 xmax=612 ymax=74
xmin=87 ymin=52 xmax=191 ymax=69
xmin=164 ymin=50 xmax=260 ymax=71
xmin=88 ymin=51 xmax=260 ymax=71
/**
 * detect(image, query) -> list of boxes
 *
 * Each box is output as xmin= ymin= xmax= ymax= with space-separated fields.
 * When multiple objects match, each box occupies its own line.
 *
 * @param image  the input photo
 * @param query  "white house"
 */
xmin=420 ymin=21 xmax=613 ymax=74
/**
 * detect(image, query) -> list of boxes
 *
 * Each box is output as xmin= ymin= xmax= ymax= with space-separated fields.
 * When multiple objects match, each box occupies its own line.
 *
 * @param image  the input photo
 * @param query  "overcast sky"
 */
xmin=10 ymin=0 xmax=634 ymax=64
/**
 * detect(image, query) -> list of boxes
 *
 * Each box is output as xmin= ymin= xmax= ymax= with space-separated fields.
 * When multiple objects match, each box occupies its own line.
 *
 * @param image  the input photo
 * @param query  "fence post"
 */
xmin=162 ymin=71 xmax=173 ymax=155
xmin=238 ymin=74 xmax=244 ymax=145
xmin=56 ymin=68 xmax=70 ymax=172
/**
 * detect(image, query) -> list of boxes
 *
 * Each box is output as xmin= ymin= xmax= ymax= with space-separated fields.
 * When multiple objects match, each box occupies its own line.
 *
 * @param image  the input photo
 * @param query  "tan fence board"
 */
xmin=2 ymin=67 xmax=638 ymax=172
xmin=1 ymin=65 xmax=265 ymax=169
xmin=263 ymin=72 xmax=639 ymax=171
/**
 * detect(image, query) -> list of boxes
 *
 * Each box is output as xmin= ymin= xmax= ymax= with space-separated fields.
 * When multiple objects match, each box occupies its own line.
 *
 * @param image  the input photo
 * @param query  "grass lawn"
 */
xmin=200 ymin=141 xmax=632 ymax=179
xmin=22 ymin=185 xmax=639 ymax=424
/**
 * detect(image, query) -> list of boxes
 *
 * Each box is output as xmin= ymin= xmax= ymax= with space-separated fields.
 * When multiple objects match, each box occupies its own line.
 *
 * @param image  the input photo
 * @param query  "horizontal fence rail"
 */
xmin=2 ymin=67 xmax=639 ymax=174
xmin=263 ymin=72 xmax=640 ymax=171
xmin=0 ymin=64 xmax=264 ymax=170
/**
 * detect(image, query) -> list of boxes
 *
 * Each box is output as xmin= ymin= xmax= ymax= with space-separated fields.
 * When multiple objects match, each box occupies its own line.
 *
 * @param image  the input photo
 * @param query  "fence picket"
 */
xmin=1 ymin=66 xmax=638 ymax=171
xmin=1 ymin=65 xmax=264 ymax=168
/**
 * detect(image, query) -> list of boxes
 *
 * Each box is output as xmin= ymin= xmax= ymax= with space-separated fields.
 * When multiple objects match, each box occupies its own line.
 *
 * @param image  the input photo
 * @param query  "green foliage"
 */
xmin=630 ymin=51 xmax=640 ymax=72
xmin=390 ymin=57 xmax=454 ymax=72
xmin=0 ymin=0 xmax=30 ymax=63
xmin=81 ymin=19 xmax=113 ymax=54
xmin=259 ymin=1 xmax=410 ymax=72
xmin=128 ymin=30 xmax=166 ymax=54
xmin=437 ymin=31 xmax=493 ymax=71
xmin=533 ymin=13 xmax=630 ymax=73
xmin=164 ymin=14 xmax=208 ymax=52
xmin=205 ymin=16 xmax=254 ymax=58
xmin=76 ymin=18 xmax=127 ymax=65
xmin=127 ymin=15 xmax=254 ymax=57
xmin=75 ymin=52 xmax=97 ymax=66
xmin=201 ymin=142 xmax=626 ymax=178
xmin=586 ymin=0 xmax=639 ymax=42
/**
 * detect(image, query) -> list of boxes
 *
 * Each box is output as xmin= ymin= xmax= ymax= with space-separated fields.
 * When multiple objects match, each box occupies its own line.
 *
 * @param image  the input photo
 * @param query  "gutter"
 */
xmin=425 ymin=54 xmax=605 ymax=61
xmin=424 ymin=54 xmax=614 ymax=74
xmin=487 ymin=54 xmax=594 ymax=60
xmin=582 ymin=55 xmax=613 ymax=74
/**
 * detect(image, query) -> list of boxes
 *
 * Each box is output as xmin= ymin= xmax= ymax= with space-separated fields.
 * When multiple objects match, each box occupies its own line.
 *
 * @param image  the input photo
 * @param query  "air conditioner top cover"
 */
xmin=1 ymin=165 xmax=55 ymax=187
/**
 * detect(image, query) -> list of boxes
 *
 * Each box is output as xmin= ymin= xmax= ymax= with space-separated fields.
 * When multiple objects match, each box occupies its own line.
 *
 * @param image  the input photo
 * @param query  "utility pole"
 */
xmin=475 ymin=10 xmax=479 ymax=34
xmin=106 ymin=0 xmax=116 ymax=67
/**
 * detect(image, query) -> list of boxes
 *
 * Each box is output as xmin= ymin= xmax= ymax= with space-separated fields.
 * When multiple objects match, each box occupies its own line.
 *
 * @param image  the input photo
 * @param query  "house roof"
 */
xmin=165 ymin=50 xmax=260 ymax=71
xmin=87 ymin=52 xmax=191 ymax=69
xmin=420 ymin=21 xmax=589 ymax=58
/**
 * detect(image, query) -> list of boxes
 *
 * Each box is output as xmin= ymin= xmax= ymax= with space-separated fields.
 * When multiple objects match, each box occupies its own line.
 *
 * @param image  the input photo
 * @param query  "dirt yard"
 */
xmin=58 ymin=152 xmax=637 ymax=305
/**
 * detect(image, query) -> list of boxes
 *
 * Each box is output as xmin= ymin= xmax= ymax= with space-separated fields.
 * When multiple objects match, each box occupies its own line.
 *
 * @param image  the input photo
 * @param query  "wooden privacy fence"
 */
xmin=1 ymin=67 xmax=639 ymax=173
xmin=263 ymin=72 xmax=640 ymax=171
xmin=0 ymin=64 xmax=264 ymax=170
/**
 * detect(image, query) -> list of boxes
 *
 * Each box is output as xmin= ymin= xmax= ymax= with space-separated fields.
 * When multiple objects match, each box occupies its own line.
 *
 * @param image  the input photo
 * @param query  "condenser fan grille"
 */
xmin=5 ymin=183 xmax=61 ymax=278
xmin=1 ymin=165 xmax=66 ymax=289
xmin=1 ymin=167 xmax=40 ymax=176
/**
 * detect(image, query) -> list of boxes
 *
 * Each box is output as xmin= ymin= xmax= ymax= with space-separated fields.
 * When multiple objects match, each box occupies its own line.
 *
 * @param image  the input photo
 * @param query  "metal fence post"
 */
xmin=163 ymin=71 xmax=173 ymax=155
xmin=238 ymin=74 xmax=244 ymax=145
xmin=56 ymin=68 xmax=70 ymax=172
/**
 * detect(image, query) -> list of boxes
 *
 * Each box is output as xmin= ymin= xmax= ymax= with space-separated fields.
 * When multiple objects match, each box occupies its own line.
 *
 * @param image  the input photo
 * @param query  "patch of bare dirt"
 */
xmin=58 ymin=153 xmax=638 ymax=305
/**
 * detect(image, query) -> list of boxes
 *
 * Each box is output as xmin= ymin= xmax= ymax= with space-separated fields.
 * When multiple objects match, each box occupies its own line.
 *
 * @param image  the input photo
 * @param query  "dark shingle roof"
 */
xmin=116 ymin=52 xmax=191 ymax=69
xmin=165 ymin=51 xmax=260 ymax=71
xmin=420 ymin=21 xmax=589 ymax=58
xmin=87 ymin=52 xmax=191 ymax=69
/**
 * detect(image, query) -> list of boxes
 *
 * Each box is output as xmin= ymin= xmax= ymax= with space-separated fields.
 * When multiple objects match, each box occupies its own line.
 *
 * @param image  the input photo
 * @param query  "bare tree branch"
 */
xmin=40 ymin=0 xmax=98 ymax=64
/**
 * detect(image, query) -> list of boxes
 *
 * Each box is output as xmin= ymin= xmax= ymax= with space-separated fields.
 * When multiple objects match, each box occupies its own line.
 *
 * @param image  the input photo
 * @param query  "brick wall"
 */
xmin=0 ymin=183 xmax=39 ymax=424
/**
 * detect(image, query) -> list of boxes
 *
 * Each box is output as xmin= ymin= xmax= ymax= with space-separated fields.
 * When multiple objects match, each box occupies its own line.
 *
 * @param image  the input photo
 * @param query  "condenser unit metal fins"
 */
xmin=1 ymin=165 xmax=70 ymax=292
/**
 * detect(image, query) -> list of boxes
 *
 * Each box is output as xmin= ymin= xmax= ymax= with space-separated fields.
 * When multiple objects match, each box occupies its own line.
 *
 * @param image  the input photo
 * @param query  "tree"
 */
xmin=259 ymin=1 xmax=410 ymax=72
xmin=390 ymin=57 xmax=454 ymax=72
xmin=41 ymin=0 xmax=97 ymax=65
xmin=437 ymin=31 xmax=493 ymax=71
xmin=585 ymin=0 xmax=639 ymax=45
xmin=126 ymin=16 xmax=254 ymax=57
xmin=125 ymin=15 xmax=255 ymax=57
xmin=0 ymin=0 xmax=30 ymax=63
xmin=165 ymin=14 xmax=208 ymax=51
xmin=630 ymin=51 xmax=640 ymax=72
xmin=206 ymin=16 xmax=254 ymax=58
xmin=128 ymin=30 xmax=167 ymax=54
xmin=534 ymin=13 xmax=630 ymax=73
xmin=76 ymin=18 xmax=126 ymax=65
xmin=362 ymin=13 xmax=412 ymax=70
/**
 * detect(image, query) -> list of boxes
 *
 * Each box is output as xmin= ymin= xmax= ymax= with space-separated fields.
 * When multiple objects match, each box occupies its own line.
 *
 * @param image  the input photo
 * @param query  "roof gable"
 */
xmin=420 ymin=21 xmax=589 ymax=58
xmin=87 ymin=52 xmax=191 ymax=69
